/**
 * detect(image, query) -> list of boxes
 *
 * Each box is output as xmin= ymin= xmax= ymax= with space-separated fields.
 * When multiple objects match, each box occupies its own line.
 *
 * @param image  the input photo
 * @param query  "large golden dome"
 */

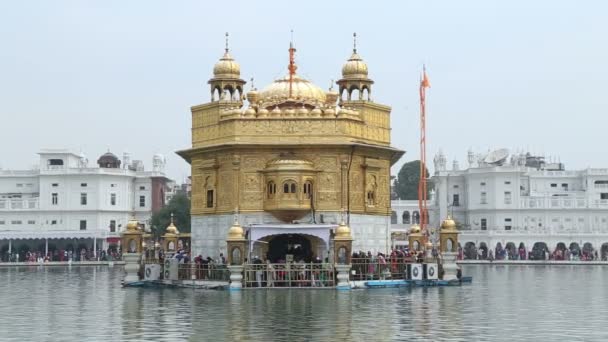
xmin=341 ymin=52 xmax=368 ymax=79
xmin=213 ymin=52 xmax=240 ymax=79
xmin=257 ymin=75 xmax=326 ymax=108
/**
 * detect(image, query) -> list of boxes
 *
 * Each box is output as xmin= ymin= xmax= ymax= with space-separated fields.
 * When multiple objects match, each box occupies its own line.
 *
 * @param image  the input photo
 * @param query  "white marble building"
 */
xmin=0 ymin=149 xmax=171 ymax=259
xmin=424 ymin=149 xmax=608 ymax=259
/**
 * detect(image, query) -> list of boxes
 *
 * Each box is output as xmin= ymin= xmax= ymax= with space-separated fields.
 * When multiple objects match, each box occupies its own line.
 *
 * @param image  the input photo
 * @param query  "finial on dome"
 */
xmin=233 ymin=207 xmax=240 ymax=224
xmin=288 ymin=31 xmax=297 ymax=98
xmin=353 ymin=32 xmax=357 ymax=53
xmin=340 ymin=208 xmax=346 ymax=225
xmin=225 ymin=32 xmax=229 ymax=53
xmin=329 ymin=79 xmax=334 ymax=91
xmin=250 ymin=77 xmax=255 ymax=91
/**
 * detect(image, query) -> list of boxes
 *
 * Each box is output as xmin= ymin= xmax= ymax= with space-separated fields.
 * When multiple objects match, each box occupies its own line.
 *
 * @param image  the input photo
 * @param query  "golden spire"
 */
xmin=288 ymin=30 xmax=297 ymax=98
xmin=353 ymin=32 xmax=357 ymax=53
xmin=165 ymin=212 xmax=179 ymax=235
xmin=225 ymin=32 xmax=229 ymax=53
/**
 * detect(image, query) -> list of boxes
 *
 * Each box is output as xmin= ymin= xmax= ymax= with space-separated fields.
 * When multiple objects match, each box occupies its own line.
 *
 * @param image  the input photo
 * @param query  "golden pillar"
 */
xmin=407 ymin=224 xmax=424 ymax=252
xmin=121 ymin=218 xmax=143 ymax=254
xmin=226 ymin=216 xmax=247 ymax=265
xmin=333 ymin=218 xmax=353 ymax=265
xmin=162 ymin=213 xmax=180 ymax=254
xmin=439 ymin=215 xmax=459 ymax=253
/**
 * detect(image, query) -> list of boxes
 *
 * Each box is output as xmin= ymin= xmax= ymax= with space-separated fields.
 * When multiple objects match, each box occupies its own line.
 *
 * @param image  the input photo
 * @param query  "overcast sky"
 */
xmin=1 ymin=1 xmax=607 ymax=181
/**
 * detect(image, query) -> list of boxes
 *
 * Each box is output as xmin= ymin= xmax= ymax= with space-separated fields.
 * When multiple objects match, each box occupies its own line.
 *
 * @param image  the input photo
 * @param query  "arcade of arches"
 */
xmin=460 ymin=241 xmax=608 ymax=261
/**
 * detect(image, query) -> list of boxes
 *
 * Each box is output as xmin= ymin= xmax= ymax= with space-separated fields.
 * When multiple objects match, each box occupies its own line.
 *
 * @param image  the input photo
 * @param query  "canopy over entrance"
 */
xmin=248 ymin=224 xmax=336 ymax=246
xmin=247 ymin=224 xmax=337 ymax=261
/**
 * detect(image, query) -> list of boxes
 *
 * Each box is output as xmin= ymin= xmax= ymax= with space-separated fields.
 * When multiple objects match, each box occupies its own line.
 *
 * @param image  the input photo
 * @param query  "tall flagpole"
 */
xmin=419 ymin=66 xmax=430 ymax=240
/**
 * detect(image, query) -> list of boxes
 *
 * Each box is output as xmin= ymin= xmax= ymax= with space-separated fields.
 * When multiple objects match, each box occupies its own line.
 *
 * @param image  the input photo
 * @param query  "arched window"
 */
xmin=412 ymin=211 xmax=420 ymax=224
xmin=283 ymin=181 xmax=297 ymax=194
xmin=362 ymin=87 xmax=370 ymax=101
xmin=303 ymin=181 xmax=313 ymax=199
xmin=366 ymin=191 xmax=375 ymax=205
xmin=402 ymin=211 xmax=410 ymax=224
xmin=267 ymin=181 xmax=276 ymax=199
xmin=350 ymin=88 xmax=360 ymax=101
xmin=391 ymin=211 xmax=397 ymax=224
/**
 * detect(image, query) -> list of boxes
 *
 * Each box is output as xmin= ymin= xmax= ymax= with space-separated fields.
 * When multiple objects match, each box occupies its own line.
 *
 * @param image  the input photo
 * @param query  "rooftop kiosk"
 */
xmin=226 ymin=214 xmax=247 ymax=290
xmin=333 ymin=218 xmax=353 ymax=290
xmin=439 ymin=215 xmax=460 ymax=281
xmin=121 ymin=218 xmax=143 ymax=284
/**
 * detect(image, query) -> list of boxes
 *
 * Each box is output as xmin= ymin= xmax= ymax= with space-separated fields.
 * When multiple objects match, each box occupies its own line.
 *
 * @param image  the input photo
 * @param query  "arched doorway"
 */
xmin=495 ymin=242 xmax=503 ymax=260
xmin=464 ymin=242 xmax=477 ymax=260
xmin=267 ymin=234 xmax=313 ymax=263
xmin=505 ymin=242 xmax=516 ymax=260
xmin=478 ymin=242 xmax=488 ymax=259
xmin=601 ymin=243 xmax=608 ymax=261
xmin=554 ymin=242 xmax=566 ymax=260
xmin=518 ymin=242 xmax=527 ymax=260
xmin=582 ymin=242 xmax=594 ymax=260
xmin=569 ymin=242 xmax=581 ymax=258
xmin=531 ymin=242 xmax=548 ymax=260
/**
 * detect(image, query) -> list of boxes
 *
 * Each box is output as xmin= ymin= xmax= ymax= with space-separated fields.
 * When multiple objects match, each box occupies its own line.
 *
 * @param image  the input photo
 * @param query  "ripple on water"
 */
xmin=0 ymin=265 xmax=607 ymax=341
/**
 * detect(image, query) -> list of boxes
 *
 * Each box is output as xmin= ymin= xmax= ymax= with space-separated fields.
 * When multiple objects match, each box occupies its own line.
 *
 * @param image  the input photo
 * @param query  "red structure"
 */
xmin=418 ymin=66 xmax=431 ymax=237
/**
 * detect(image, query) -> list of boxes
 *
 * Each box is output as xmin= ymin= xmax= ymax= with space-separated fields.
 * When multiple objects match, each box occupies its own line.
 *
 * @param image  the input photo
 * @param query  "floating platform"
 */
xmin=124 ymin=277 xmax=472 ymax=290
xmin=363 ymin=277 xmax=472 ymax=289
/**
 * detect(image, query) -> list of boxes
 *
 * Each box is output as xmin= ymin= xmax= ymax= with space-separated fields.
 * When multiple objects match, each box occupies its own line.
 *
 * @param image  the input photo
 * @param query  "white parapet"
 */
xmin=123 ymin=253 xmax=141 ymax=284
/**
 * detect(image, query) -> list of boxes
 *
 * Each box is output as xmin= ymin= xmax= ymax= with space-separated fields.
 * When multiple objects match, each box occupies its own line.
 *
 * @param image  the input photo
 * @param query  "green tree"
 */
xmin=394 ymin=160 xmax=429 ymax=200
xmin=150 ymin=193 xmax=191 ymax=237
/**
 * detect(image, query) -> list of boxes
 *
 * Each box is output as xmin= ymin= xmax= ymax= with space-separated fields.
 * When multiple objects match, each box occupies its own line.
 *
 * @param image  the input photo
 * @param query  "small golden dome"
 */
xmin=409 ymin=224 xmax=421 ymax=234
xmin=341 ymin=52 xmax=369 ymax=79
xmin=126 ymin=219 xmax=139 ymax=231
xmin=271 ymin=106 xmax=281 ymax=116
xmin=310 ymin=108 xmax=322 ymax=116
xmin=258 ymin=75 xmax=326 ymax=108
xmin=441 ymin=215 xmax=457 ymax=231
xmin=335 ymin=221 xmax=352 ymax=239
xmin=227 ymin=221 xmax=245 ymax=240
xmin=258 ymin=108 xmax=269 ymax=116
xmin=325 ymin=90 xmax=339 ymax=105
xmin=323 ymin=108 xmax=336 ymax=116
xmin=297 ymin=106 xmax=309 ymax=115
xmin=165 ymin=221 xmax=179 ymax=235
xmin=246 ymin=90 xmax=258 ymax=104
xmin=213 ymin=52 xmax=240 ymax=79
xmin=244 ymin=107 xmax=256 ymax=116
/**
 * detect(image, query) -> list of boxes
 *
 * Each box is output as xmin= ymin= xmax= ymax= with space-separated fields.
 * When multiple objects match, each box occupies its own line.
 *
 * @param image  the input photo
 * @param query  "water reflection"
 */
xmin=1 ymin=265 xmax=608 ymax=341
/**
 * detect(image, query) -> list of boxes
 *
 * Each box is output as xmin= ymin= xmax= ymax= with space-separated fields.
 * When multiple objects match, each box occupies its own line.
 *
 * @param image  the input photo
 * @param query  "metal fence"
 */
xmin=243 ymin=263 xmax=334 ymax=288
xmin=350 ymin=258 xmax=414 ymax=281
xmin=172 ymin=263 xmax=230 ymax=281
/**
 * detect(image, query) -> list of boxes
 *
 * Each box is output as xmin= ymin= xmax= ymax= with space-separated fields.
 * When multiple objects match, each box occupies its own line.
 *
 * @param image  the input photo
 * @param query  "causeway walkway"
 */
xmin=459 ymin=260 xmax=608 ymax=265
xmin=0 ymin=261 xmax=124 ymax=267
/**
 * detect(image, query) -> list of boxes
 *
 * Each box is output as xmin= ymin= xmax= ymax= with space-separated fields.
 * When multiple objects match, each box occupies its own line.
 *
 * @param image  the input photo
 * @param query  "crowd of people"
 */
xmin=1 ymin=248 xmax=121 ymax=263
xmin=467 ymin=246 xmax=602 ymax=261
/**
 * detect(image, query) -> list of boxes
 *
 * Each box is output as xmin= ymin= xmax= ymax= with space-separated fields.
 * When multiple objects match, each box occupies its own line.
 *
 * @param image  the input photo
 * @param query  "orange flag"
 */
xmin=422 ymin=69 xmax=431 ymax=88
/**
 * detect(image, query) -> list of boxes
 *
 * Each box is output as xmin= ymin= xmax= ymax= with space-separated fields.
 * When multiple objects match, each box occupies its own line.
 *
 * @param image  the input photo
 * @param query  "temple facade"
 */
xmin=178 ymin=35 xmax=403 ymax=261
